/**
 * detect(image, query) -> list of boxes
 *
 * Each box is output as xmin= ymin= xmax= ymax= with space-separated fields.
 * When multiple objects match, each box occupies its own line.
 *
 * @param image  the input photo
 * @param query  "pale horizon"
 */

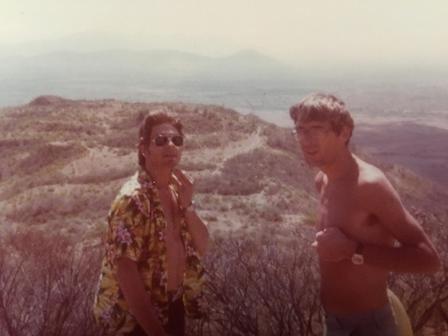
xmin=1 ymin=0 xmax=448 ymax=69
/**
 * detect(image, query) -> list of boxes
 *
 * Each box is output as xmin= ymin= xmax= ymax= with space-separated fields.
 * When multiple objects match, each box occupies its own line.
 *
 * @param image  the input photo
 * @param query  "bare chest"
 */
xmin=158 ymin=189 xmax=185 ymax=251
xmin=319 ymin=185 xmax=388 ymax=244
xmin=158 ymin=188 xmax=186 ymax=288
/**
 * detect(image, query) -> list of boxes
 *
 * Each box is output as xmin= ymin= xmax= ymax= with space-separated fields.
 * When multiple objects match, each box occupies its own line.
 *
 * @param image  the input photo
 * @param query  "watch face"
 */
xmin=352 ymin=253 xmax=364 ymax=265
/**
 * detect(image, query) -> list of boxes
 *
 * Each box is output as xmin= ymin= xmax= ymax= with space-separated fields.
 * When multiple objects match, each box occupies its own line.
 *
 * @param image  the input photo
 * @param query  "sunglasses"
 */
xmin=152 ymin=134 xmax=184 ymax=147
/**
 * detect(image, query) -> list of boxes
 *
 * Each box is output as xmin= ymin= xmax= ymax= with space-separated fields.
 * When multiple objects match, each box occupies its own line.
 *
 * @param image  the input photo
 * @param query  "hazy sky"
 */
xmin=1 ymin=0 xmax=448 ymax=67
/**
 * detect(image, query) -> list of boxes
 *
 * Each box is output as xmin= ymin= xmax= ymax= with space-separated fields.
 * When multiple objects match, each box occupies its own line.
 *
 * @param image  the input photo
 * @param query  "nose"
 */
xmin=170 ymin=139 xmax=182 ymax=148
xmin=165 ymin=140 xmax=181 ymax=153
xmin=298 ymin=134 xmax=314 ymax=147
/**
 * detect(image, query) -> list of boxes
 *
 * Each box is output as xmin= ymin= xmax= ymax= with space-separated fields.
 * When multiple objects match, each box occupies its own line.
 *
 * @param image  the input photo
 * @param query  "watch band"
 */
xmin=351 ymin=242 xmax=364 ymax=265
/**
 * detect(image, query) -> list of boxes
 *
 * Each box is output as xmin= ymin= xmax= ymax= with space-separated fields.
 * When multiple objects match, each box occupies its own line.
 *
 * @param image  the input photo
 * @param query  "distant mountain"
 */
xmin=0 ymin=48 xmax=302 ymax=108
xmin=0 ymin=48 xmax=295 ymax=82
xmin=0 ymin=31 xmax=241 ymax=60
xmin=209 ymin=49 xmax=292 ymax=79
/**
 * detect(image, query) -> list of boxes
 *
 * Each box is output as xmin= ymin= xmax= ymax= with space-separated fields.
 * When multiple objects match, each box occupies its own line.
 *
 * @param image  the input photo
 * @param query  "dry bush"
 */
xmin=389 ymin=208 xmax=448 ymax=335
xmin=109 ymin=110 xmax=143 ymax=130
xmin=182 ymin=109 xmax=226 ymax=133
xmin=69 ymin=166 xmax=135 ymax=184
xmin=1 ymin=170 xmax=70 ymax=202
xmin=38 ymin=121 xmax=101 ymax=136
xmin=17 ymin=143 xmax=87 ymax=175
xmin=195 ymin=225 xmax=448 ymax=336
xmin=256 ymin=205 xmax=283 ymax=223
xmin=0 ymin=224 xmax=445 ymax=335
xmin=0 ymin=139 xmax=39 ymax=151
xmin=180 ymin=161 xmax=217 ymax=172
xmin=262 ymin=126 xmax=297 ymax=154
xmin=184 ymin=134 xmax=223 ymax=150
xmin=196 ymin=174 xmax=263 ymax=196
xmin=99 ymin=129 xmax=138 ymax=148
xmin=222 ymin=149 xmax=306 ymax=190
xmin=189 ymin=233 xmax=322 ymax=336
xmin=184 ymin=130 xmax=248 ymax=151
xmin=5 ymin=184 xmax=116 ymax=224
xmin=232 ymin=202 xmax=283 ymax=226
xmin=196 ymin=148 xmax=312 ymax=196
xmin=0 ymin=229 xmax=104 ymax=336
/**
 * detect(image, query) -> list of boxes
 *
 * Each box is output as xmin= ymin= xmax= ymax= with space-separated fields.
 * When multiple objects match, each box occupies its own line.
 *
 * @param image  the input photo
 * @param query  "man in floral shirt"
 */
xmin=94 ymin=113 xmax=209 ymax=336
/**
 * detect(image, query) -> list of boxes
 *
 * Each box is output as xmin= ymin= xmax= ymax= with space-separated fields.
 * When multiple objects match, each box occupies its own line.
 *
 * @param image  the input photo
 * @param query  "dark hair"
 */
xmin=138 ymin=113 xmax=183 ymax=168
xmin=289 ymin=92 xmax=354 ymax=143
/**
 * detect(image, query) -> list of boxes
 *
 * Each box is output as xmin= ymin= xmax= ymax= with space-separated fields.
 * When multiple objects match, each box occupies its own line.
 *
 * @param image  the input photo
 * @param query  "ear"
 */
xmin=139 ymin=142 xmax=149 ymax=157
xmin=339 ymin=126 xmax=351 ymax=143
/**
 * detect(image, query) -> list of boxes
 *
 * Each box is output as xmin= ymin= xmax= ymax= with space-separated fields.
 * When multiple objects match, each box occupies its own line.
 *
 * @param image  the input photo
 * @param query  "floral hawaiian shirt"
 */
xmin=93 ymin=169 xmax=205 ymax=334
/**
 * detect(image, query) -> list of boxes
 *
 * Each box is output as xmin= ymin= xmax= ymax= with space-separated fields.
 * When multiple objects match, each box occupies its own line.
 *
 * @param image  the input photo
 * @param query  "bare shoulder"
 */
xmin=315 ymin=171 xmax=327 ymax=193
xmin=356 ymin=157 xmax=400 ymax=203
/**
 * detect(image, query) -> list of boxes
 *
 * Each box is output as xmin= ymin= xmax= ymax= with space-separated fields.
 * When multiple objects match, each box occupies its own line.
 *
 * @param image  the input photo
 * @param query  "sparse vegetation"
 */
xmin=263 ymin=124 xmax=297 ymax=153
xmin=17 ymin=143 xmax=87 ymax=175
xmin=1 ymin=226 xmax=446 ymax=336
xmin=0 ymin=229 xmax=104 ymax=336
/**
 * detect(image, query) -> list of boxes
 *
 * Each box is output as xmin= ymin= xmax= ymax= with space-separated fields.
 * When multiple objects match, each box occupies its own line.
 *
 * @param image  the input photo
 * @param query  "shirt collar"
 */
xmin=137 ymin=167 xmax=157 ymax=190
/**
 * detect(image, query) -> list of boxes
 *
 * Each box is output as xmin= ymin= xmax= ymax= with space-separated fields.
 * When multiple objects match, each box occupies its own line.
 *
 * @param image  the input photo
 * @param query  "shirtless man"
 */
xmin=289 ymin=93 xmax=440 ymax=336
xmin=94 ymin=113 xmax=209 ymax=336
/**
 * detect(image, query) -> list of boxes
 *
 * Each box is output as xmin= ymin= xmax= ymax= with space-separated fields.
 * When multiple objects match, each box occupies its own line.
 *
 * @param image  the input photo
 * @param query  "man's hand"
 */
xmin=312 ymin=227 xmax=357 ymax=262
xmin=172 ymin=168 xmax=194 ymax=210
xmin=172 ymin=168 xmax=209 ymax=255
xmin=117 ymin=258 xmax=169 ymax=336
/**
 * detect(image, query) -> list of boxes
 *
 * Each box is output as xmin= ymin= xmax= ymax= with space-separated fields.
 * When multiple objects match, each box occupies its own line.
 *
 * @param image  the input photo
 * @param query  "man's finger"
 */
xmin=171 ymin=173 xmax=182 ymax=188
xmin=325 ymin=227 xmax=339 ymax=233
xmin=173 ymin=168 xmax=193 ymax=185
xmin=315 ymin=230 xmax=325 ymax=241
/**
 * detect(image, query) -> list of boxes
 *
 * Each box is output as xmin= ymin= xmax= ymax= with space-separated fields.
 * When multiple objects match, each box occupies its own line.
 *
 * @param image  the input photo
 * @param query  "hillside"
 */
xmin=1 ymin=96 xmax=446 ymax=244
xmin=354 ymin=122 xmax=448 ymax=187
xmin=0 ymin=96 xmax=317 ymax=243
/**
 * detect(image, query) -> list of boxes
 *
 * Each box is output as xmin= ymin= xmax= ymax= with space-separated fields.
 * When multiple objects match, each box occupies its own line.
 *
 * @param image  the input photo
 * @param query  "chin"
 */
xmin=304 ymin=154 xmax=319 ymax=165
xmin=305 ymin=157 xmax=326 ymax=168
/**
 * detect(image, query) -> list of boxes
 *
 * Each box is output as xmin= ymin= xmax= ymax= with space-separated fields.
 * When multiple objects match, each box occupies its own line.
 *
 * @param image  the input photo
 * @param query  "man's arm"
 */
xmin=358 ymin=177 xmax=440 ymax=273
xmin=315 ymin=176 xmax=440 ymax=273
xmin=184 ymin=208 xmax=209 ymax=256
xmin=314 ymin=171 xmax=326 ymax=231
xmin=172 ymin=168 xmax=209 ymax=256
xmin=117 ymin=257 xmax=168 ymax=336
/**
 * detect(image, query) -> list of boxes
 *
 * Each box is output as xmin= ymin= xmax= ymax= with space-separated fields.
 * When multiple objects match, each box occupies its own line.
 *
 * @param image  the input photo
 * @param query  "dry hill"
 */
xmin=0 ymin=96 xmax=318 ymax=244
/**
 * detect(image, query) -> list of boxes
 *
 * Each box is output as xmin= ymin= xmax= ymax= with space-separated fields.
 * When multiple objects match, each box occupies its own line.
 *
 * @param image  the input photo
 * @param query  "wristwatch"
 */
xmin=351 ymin=242 xmax=364 ymax=265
